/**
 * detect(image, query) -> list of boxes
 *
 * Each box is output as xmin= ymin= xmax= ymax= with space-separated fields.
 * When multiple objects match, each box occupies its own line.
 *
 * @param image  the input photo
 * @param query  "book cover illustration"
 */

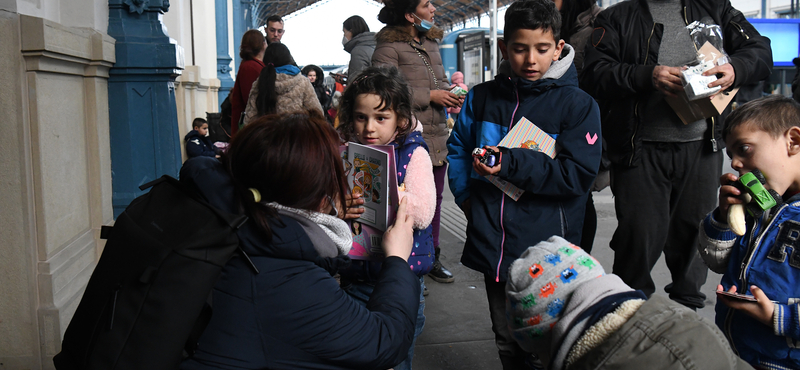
xmin=340 ymin=143 xmax=399 ymax=260
xmin=487 ymin=116 xmax=558 ymax=201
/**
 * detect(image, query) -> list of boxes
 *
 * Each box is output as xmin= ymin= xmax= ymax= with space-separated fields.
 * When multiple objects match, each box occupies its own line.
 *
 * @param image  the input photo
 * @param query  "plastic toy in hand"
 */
xmin=450 ymin=86 xmax=468 ymax=97
xmin=472 ymin=147 xmax=499 ymax=167
xmin=727 ymin=169 xmax=783 ymax=236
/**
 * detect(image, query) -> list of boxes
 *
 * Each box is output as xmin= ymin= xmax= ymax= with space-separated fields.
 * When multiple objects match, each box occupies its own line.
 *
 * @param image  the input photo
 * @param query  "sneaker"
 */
xmin=429 ymin=260 xmax=455 ymax=283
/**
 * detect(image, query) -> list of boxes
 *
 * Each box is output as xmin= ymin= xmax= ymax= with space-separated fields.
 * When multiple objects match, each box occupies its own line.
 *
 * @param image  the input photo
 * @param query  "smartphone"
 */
xmin=716 ymin=290 xmax=757 ymax=302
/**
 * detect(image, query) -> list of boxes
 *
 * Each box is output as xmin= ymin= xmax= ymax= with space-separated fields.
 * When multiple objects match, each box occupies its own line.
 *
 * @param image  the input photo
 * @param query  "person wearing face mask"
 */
xmin=373 ymin=0 xmax=463 ymax=292
xmin=342 ymin=16 xmax=376 ymax=81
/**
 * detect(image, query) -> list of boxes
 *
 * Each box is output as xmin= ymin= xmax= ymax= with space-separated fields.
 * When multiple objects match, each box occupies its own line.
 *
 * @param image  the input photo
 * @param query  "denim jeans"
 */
xmin=345 ymin=276 xmax=426 ymax=370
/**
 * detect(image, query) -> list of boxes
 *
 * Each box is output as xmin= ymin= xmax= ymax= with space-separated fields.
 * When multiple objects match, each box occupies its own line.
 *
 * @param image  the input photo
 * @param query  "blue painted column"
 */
xmin=216 ymin=0 xmax=234 ymax=105
xmin=232 ymin=0 xmax=257 ymax=74
xmin=108 ymin=0 xmax=185 ymax=217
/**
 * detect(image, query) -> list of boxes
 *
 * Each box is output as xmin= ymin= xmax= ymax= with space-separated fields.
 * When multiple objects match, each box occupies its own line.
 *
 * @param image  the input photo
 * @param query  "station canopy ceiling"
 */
xmin=256 ymin=0 xmax=515 ymax=31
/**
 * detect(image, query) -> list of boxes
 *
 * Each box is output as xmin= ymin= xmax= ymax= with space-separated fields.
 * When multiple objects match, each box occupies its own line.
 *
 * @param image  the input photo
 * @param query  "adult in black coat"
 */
xmin=179 ymin=111 xmax=420 ymax=370
xmin=302 ymin=64 xmax=331 ymax=111
xmin=581 ymin=0 xmax=772 ymax=310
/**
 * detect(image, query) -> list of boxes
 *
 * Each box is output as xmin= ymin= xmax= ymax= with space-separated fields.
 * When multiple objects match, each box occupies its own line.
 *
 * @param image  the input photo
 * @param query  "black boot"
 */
xmin=429 ymin=247 xmax=455 ymax=283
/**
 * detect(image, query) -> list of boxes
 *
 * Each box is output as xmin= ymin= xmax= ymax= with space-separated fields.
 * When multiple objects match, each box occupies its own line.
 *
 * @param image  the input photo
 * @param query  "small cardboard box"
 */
xmin=665 ymin=42 xmax=738 ymax=124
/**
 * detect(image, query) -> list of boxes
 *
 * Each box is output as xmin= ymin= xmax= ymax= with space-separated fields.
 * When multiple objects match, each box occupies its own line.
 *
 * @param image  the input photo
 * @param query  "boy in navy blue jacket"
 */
xmin=699 ymin=95 xmax=800 ymax=369
xmin=184 ymin=118 xmax=220 ymax=159
xmin=446 ymin=0 xmax=601 ymax=368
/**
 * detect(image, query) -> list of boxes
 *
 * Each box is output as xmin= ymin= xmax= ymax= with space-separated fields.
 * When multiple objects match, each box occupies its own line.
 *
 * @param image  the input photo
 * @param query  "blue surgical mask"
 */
xmin=412 ymin=13 xmax=433 ymax=33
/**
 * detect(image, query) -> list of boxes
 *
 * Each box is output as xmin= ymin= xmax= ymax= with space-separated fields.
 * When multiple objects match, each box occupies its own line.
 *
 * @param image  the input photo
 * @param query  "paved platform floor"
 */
xmin=412 ymin=185 xmax=723 ymax=370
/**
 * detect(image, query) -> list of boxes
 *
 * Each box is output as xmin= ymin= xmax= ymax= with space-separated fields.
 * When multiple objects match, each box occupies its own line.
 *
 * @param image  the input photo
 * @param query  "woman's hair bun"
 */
xmin=377 ymin=7 xmax=396 ymax=24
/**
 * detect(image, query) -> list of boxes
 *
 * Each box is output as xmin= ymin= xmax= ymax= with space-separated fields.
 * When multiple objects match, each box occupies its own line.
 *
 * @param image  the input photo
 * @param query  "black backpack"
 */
xmin=53 ymin=176 xmax=252 ymax=370
xmin=216 ymin=95 xmax=234 ymax=141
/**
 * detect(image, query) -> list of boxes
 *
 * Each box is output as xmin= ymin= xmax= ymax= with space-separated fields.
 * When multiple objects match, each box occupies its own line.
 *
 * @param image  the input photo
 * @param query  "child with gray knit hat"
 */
xmin=506 ymin=236 xmax=753 ymax=370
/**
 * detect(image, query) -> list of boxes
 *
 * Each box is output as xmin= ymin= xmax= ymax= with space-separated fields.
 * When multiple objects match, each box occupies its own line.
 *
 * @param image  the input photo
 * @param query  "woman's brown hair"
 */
xmin=222 ymin=110 xmax=348 ymax=240
xmin=239 ymin=29 xmax=266 ymax=61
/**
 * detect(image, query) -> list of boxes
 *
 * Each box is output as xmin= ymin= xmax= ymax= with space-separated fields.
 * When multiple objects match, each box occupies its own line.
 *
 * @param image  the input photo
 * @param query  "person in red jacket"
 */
xmin=230 ymin=30 xmax=267 ymax=136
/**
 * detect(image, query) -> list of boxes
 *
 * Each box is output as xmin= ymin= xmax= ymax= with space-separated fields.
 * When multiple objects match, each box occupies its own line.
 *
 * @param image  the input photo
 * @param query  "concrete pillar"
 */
xmin=0 ymin=8 xmax=115 ymax=367
xmin=107 ymin=0 xmax=184 ymax=217
xmin=231 ymin=0 xmax=255 ymax=74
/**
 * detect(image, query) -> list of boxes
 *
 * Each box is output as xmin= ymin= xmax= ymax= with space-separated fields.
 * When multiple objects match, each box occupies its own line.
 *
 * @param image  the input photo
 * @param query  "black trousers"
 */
xmin=610 ymin=141 xmax=722 ymax=309
xmin=484 ymin=276 xmax=537 ymax=370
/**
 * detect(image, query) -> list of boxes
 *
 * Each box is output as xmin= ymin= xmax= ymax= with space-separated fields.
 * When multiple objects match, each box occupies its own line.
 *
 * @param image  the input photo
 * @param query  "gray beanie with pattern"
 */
xmin=505 ymin=236 xmax=605 ymax=353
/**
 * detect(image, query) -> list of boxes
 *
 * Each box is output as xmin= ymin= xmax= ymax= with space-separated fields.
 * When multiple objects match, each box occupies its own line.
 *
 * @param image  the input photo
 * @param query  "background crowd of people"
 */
xmin=174 ymin=0 xmax=793 ymax=369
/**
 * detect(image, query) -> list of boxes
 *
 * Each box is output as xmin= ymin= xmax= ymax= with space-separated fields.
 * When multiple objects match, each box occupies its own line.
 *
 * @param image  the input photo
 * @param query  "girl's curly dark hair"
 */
xmin=337 ymin=65 xmax=415 ymax=144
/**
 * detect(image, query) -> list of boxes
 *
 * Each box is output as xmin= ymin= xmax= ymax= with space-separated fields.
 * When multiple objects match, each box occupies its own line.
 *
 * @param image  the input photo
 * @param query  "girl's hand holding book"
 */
xmin=344 ymin=191 xmax=365 ymax=220
xmin=382 ymin=197 xmax=414 ymax=262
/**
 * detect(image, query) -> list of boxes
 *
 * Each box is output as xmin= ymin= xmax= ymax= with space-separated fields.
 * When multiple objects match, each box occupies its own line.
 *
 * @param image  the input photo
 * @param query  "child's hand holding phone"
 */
xmin=716 ymin=284 xmax=775 ymax=327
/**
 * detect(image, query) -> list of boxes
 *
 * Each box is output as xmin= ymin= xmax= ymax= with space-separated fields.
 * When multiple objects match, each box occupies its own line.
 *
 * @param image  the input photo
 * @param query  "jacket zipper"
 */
xmin=724 ymin=204 xmax=787 ymax=350
xmin=496 ymin=79 xmax=521 ymax=282
xmin=740 ymin=205 xmax=787 ymax=283
xmin=731 ymin=21 xmax=749 ymax=40
xmin=683 ymin=6 xmax=688 ymax=25
xmin=710 ymin=117 xmax=718 ymax=151
xmin=683 ymin=7 xmax=699 ymax=53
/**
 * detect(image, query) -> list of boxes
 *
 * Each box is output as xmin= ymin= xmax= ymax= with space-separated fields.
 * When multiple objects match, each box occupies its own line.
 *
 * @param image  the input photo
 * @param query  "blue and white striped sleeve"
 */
xmin=773 ymin=302 xmax=800 ymax=340
xmin=697 ymin=210 xmax=738 ymax=274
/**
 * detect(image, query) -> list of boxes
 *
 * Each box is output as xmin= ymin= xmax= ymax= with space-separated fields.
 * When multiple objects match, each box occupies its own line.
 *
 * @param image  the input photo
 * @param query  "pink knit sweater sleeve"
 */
xmin=398 ymin=146 xmax=436 ymax=229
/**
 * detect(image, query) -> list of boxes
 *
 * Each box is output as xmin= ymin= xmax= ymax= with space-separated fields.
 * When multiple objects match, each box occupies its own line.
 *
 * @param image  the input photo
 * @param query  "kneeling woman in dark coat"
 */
xmin=179 ymin=111 xmax=420 ymax=370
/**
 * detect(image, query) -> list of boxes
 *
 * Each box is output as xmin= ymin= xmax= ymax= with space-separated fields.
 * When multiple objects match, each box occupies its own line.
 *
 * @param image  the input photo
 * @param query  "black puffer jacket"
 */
xmin=178 ymin=157 xmax=420 ymax=370
xmin=302 ymin=64 xmax=331 ymax=111
xmin=580 ymin=0 xmax=772 ymax=167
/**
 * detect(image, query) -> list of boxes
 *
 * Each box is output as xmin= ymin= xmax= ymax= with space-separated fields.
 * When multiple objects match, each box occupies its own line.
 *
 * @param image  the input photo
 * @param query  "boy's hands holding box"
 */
xmin=652 ymin=65 xmax=684 ymax=97
xmin=705 ymin=61 xmax=736 ymax=94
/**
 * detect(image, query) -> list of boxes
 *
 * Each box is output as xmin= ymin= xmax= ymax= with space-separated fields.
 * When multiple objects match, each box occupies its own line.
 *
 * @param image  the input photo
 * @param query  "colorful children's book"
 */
xmin=340 ymin=143 xmax=399 ymax=260
xmin=487 ymin=116 xmax=558 ymax=201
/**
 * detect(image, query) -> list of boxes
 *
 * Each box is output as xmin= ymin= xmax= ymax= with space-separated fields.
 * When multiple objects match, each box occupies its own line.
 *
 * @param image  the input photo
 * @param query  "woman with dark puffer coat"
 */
xmin=179 ymin=111 xmax=420 ymax=370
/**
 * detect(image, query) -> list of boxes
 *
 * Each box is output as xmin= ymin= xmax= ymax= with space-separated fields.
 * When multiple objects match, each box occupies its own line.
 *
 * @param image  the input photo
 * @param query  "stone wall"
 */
xmin=0 ymin=10 xmax=114 ymax=369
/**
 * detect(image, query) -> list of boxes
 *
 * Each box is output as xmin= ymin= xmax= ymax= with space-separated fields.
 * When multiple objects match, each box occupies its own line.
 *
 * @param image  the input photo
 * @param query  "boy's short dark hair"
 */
xmin=723 ymin=95 xmax=800 ymax=141
xmin=266 ymin=15 xmax=283 ymax=24
xmin=192 ymin=118 xmax=208 ymax=129
xmin=503 ymin=0 xmax=561 ymax=42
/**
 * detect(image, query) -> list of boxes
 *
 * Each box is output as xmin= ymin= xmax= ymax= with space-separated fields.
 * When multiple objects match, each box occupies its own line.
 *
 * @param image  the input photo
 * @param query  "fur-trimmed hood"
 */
xmin=375 ymin=25 xmax=444 ymax=44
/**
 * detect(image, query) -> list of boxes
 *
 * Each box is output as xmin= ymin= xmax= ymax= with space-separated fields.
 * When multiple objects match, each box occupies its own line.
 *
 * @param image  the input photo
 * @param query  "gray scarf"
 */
xmin=267 ymin=202 xmax=352 ymax=257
